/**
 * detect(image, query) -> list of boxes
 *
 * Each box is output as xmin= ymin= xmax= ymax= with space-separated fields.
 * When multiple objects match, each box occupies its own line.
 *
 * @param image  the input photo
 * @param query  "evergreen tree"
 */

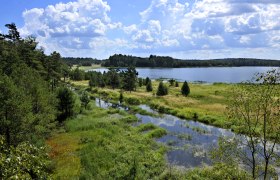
xmin=175 ymin=81 xmax=179 ymax=87
xmin=80 ymin=91 xmax=90 ymax=109
xmin=119 ymin=91 xmax=124 ymax=104
xmin=146 ymin=80 xmax=153 ymax=92
xmin=56 ymin=87 xmax=75 ymax=122
xmin=107 ymin=68 xmax=120 ymax=89
xmin=0 ymin=75 xmax=33 ymax=146
xmin=145 ymin=77 xmax=150 ymax=85
xmin=122 ymin=67 xmax=138 ymax=92
xmin=70 ymin=67 xmax=85 ymax=80
xmin=138 ymin=78 xmax=143 ymax=87
xmin=181 ymin=81 xmax=190 ymax=96
xmin=89 ymin=75 xmax=97 ymax=88
xmin=156 ymin=81 xmax=168 ymax=96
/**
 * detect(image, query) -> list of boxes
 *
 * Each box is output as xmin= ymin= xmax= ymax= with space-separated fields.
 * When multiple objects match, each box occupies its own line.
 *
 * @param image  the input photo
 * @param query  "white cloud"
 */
xmin=20 ymin=0 xmax=125 ymax=57
xmin=124 ymin=0 xmax=280 ymax=55
xmin=123 ymin=24 xmax=137 ymax=34
xmin=19 ymin=0 xmax=280 ymax=59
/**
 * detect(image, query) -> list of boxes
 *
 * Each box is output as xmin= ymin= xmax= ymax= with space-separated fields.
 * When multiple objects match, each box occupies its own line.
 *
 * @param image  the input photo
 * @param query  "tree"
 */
xmin=146 ymin=79 xmax=153 ymax=92
xmin=119 ymin=91 xmax=124 ymax=104
xmin=56 ymin=87 xmax=75 ymax=122
xmin=80 ymin=91 xmax=90 ymax=109
xmin=181 ymin=81 xmax=190 ymax=96
xmin=107 ymin=68 xmax=120 ymax=89
xmin=156 ymin=81 xmax=168 ymax=96
xmin=0 ymin=75 xmax=33 ymax=146
xmin=122 ymin=67 xmax=138 ymax=92
xmin=145 ymin=77 xmax=150 ymax=86
xmin=175 ymin=81 xmax=179 ymax=87
xmin=44 ymin=51 xmax=63 ymax=91
xmin=138 ymin=78 xmax=143 ymax=87
xmin=3 ymin=23 xmax=21 ymax=42
xmin=70 ymin=67 xmax=85 ymax=81
xmin=214 ymin=69 xmax=280 ymax=179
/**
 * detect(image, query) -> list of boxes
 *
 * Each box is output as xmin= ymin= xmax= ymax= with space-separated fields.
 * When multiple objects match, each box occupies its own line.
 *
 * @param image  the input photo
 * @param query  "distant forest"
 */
xmin=62 ymin=57 xmax=102 ymax=66
xmin=62 ymin=54 xmax=280 ymax=68
xmin=103 ymin=54 xmax=280 ymax=67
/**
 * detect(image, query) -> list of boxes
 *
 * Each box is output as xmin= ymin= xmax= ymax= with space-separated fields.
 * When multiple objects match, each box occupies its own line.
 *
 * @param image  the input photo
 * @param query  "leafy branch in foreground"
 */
xmin=213 ymin=69 xmax=280 ymax=179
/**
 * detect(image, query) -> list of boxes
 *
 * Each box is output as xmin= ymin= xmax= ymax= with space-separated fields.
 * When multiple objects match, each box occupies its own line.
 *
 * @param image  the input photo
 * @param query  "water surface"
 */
xmin=90 ymin=67 xmax=277 ymax=83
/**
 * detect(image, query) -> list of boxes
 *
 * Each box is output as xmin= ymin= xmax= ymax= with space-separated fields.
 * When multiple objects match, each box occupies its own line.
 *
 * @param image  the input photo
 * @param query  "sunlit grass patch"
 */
xmin=47 ymin=133 xmax=82 ymax=179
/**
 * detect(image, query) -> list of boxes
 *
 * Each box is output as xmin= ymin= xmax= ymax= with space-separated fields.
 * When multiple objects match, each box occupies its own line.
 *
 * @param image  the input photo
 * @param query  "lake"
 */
xmin=89 ymin=67 xmax=278 ymax=83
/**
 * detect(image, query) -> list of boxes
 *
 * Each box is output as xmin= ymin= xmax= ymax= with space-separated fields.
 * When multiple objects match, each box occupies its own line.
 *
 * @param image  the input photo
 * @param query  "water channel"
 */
xmin=95 ymin=98 xmax=280 ymax=174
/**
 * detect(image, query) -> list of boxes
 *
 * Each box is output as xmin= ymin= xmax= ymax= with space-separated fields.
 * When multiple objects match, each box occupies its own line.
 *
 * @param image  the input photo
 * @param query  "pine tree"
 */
xmin=138 ymin=78 xmax=143 ymax=87
xmin=156 ymin=81 xmax=168 ymax=96
xmin=107 ymin=68 xmax=120 ymax=89
xmin=122 ymin=67 xmax=138 ymax=92
xmin=175 ymin=81 xmax=179 ymax=87
xmin=80 ymin=91 xmax=90 ymax=109
xmin=119 ymin=91 xmax=124 ymax=104
xmin=181 ymin=81 xmax=190 ymax=96
xmin=146 ymin=79 xmax=153 ymax=92
xmin=56 ymin=87 xmax=75 ymax=122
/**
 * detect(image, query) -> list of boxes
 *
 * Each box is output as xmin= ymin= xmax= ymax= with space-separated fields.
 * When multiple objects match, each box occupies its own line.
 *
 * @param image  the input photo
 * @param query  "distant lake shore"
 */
xmin=88 ymin=66 xmax=278 ymax=83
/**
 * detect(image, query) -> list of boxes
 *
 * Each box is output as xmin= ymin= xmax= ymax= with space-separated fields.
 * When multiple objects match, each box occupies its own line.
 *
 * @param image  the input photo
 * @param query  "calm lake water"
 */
xmin=89 ymin=67 xmax=278 ymax=83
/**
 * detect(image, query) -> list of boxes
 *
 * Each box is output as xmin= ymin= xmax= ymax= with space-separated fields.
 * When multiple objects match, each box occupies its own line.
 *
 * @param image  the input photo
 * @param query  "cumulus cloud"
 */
xmin=123 ymin=0 xmax=280 ymax=57
xmin=19 ymin=0 xmax=280 ymax=59
xmin=20 ymin=0 xmax=126 ymax=57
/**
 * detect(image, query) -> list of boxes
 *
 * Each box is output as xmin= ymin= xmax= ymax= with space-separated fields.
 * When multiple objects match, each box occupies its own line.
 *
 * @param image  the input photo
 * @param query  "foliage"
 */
xmin=119 ymin=91 xmax=124 ymax=104
xmin=185 ymin=163 xmax=251 ymax=180
xmin=138 ymin=77 xmax=143 ymax=87
xmin=169 ymin=78 xmax=175 ymax=86
xmin=0 ymin=136 xmax=51 ymax=179
xmin=80 ymin=91 xmax=90 ymax=109
xmin=56 ymin=87 xmax=76 ymax=122
xmin=50 ymin=108 xmax=167 ymax=179
xmin=146 ymin=78 xmax=153 ymax=92
xmin=181 ymin=81 xmax=190 ymax=96
xmin=103 ymin=54 xmax=280 ymax=68
xmin=218 ymin=69 xmax=280 ymax=179
xmin=70 ymin=67 xmax=85 ymax=81
xmin=107 ymin=68 xmax=120 ymax=89
xmin=125 ymin=97 xmax=141 ymax=105
xmin=121 ymin=66 xmax=138 ymax=92
xmin=156 ymin=81 xmax=168 ymax=96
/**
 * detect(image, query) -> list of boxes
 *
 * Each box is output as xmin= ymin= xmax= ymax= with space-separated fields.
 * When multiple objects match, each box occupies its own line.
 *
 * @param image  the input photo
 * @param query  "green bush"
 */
xmin=125 ymin=97 xmax=141 ymax=105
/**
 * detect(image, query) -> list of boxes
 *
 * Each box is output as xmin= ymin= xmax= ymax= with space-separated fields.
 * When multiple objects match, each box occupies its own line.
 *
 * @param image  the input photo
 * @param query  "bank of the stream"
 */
xmin=47 ymin=102 xmax=249 ymax=179
xmin=72 ymin=80 xmax=232 ymax=130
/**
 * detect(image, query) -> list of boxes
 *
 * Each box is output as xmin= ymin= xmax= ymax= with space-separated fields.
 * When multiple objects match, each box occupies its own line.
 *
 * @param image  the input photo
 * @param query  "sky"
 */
xmin=1 ymin=0 xmax=280 ymax=60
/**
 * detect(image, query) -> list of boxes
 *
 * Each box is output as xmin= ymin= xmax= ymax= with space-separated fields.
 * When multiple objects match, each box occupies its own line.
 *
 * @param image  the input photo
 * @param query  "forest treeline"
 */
xmin=0 ymin=23 xmax=80 ymax=178
xmin=63 ymin=57 xmax=102 ymax=66
xmin=62 ymin=54 xmax=280 ymax=67
xmin=103 ymin=54 xmax=280 ymax=67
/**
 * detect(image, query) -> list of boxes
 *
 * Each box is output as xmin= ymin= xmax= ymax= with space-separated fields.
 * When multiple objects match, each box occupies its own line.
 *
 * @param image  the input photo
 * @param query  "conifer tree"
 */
xmin=156 ymin=81 xmax=168 ymax=96
xmin=146 ymin=79 xmax=153 ymax=92
xmin=181 ymin=81 xmax=190 ymax=96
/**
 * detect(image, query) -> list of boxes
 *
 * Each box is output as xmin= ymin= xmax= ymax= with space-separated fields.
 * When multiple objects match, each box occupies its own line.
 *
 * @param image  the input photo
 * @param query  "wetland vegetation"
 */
xmin=1 ymin=23 xmax=279 ymax=179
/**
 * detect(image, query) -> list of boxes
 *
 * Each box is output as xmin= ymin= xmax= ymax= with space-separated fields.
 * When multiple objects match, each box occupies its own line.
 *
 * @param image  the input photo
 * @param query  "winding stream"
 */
xmin=95 ymin=98 xmax=280 ymax=172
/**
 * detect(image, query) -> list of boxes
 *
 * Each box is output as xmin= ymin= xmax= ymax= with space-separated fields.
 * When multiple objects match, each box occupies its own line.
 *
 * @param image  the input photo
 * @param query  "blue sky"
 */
xmin=1 ymin=0 xmax=280 ymax=59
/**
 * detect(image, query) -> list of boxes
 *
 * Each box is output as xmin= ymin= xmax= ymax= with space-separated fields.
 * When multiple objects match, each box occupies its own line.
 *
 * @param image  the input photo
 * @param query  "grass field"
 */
xmin=71 ymin=80 xmax=233 ymax=129
xmin=47 ymin=107 xmax=171 ymax=179
xmin=71 ymin=64 xmax=102 ymax=71
xmin=47 ymin=97 xmax=249 ymax=179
